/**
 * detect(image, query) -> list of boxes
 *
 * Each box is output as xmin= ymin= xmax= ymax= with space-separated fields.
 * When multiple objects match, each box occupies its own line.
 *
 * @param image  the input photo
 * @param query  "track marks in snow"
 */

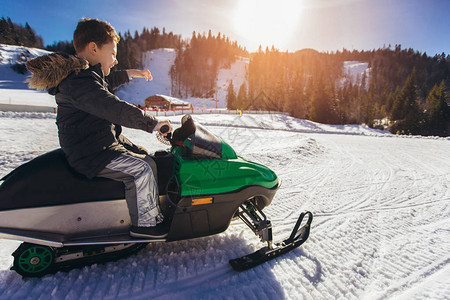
xmin=250 ymin=133 xmax=450 ymax=300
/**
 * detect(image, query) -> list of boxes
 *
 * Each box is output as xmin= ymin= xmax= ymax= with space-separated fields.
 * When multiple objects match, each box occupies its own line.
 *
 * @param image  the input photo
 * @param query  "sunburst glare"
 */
xmin=233 ymin=0 xmax=303 ymax=51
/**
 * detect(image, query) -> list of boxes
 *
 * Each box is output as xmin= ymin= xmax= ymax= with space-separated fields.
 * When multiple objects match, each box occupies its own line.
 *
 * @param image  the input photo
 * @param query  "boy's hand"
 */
xmin=156 ymin=120 xmax=172 ymax=136
xmin=128 ymin=69 xmax=152 ymax=81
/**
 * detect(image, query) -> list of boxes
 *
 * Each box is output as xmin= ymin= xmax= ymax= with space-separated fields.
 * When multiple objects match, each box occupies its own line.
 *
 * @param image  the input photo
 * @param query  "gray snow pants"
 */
xmin=97 ymin=153 xmax=164 ymax=227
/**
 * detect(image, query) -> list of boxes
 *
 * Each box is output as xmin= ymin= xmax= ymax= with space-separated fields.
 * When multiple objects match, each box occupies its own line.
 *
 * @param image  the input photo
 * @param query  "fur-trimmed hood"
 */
xmin=25 ymin=53 xmax=89 ymax=91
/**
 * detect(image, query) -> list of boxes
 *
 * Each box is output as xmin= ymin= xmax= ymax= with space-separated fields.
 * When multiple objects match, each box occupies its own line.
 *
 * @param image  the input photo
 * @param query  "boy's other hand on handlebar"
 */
xmin=156 ymin=120 xmax=172 ymax=136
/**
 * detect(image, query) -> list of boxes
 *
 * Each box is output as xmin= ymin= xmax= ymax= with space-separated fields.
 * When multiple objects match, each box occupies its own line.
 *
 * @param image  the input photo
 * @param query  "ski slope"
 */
xmin=113 ymin=48 xmax=248 ymax=109
xmin=341 ymin=61 xmax=370 ymax=89
xmin=0 ymin=44 xmax=54 ymax=107
xmin=0 ymin=112 xmax=449 ymax=300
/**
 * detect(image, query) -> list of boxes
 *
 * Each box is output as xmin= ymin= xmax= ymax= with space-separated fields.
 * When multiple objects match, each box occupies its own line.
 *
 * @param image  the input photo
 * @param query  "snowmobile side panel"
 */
xmin=61 ymin=236 xmax=165 ymax=246
xmin=167 ymin=185 xmax=277 ymax=241
xmin=0 ymin=229 xmax=166 ymax=248
xmin=0 ymin=199 xmax=131 ymax=241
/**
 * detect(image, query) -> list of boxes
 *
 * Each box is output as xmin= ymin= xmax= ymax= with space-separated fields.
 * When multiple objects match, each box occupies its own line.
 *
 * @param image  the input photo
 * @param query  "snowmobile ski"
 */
xmin=229 ymin=211 xmax=312 ymax=272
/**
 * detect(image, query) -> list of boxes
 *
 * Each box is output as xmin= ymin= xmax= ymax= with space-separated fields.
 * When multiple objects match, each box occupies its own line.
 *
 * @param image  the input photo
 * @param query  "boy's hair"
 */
xmin=73 ymin=18 xmax=120 ymax=54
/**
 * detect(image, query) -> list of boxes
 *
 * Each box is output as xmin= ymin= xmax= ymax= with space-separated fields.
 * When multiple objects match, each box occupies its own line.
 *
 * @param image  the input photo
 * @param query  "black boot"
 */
xmin=130 ymin=222 xmax=169 ymax=238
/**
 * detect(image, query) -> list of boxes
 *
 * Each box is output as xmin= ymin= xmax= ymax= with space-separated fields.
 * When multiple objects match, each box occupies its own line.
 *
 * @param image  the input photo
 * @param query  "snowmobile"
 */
xmin=0 ymin=114 xmax=312 ymax=277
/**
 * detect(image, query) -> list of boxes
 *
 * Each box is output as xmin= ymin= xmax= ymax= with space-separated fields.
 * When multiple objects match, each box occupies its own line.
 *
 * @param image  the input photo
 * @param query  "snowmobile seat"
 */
xmin=0 ymin=149 xmax=173 ymax=211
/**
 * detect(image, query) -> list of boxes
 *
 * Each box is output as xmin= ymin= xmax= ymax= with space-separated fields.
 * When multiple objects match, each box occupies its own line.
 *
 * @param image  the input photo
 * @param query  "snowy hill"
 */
xmin=115 ymin=48 xmax=175 ymax=105
xmin=115 ymin=49 xmax=248 ymax=109
xmin=0 ymin=44 xmax=54 ymax=107
xmin=215 ymin=56 xmax=248 ymax=108
xmin=0 ymin=112 xmax=449 ymax=299
xmin=341 ymin=61 xmax=371 ymax=88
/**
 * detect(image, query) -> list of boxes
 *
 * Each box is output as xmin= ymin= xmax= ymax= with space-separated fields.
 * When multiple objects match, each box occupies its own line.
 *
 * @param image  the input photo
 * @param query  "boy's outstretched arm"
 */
xmin=127 ymin=69 xmax=152 ymax=81
xmin=106 ymin=69 xmax=152 ymax=91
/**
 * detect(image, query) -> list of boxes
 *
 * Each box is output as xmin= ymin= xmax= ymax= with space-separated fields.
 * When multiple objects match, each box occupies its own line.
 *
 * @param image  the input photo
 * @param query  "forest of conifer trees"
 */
xmin=169 ymin=30 xmax=247 ymax=98
xmin=2 ymin=17 xmax=449 ymax=136
xmin=241 ymin=46 xmax=450 ymax=136
xmin=0 ymin=17 xmax=44 ymax=48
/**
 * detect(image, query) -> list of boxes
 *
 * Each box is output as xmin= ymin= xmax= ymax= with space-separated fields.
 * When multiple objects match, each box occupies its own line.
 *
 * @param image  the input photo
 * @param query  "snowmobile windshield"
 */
xmin=189 ymin=124 xmax=222 ymax=159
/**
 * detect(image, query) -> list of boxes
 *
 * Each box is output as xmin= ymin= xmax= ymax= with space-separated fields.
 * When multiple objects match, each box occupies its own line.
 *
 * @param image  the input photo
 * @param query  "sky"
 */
xmin=1 ymin=0 xmax=449 ymax=56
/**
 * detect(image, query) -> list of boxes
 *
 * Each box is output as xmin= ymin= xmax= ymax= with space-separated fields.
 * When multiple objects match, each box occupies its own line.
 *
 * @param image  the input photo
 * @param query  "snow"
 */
xmin=152 ymin=94 xmax=190 ymax=106
xmin=115 ymin=48 xmax=176 ymax=105
xmin=115 ymin=48 xmax=248 ymax=109
xmin=0 ymin=112 xmax=449 ymax=300
xmin=341 ymin=61 xmax=370 ymax=88
xmin=178 ymin=56 xmax=248 ymax=109
xmin=0 ymin=44 xmax=54 ymax=107
xmin=0 ymin=44 xmax=449 ymax=299
xmin=214 ymin=56 xmax=248 ymax=108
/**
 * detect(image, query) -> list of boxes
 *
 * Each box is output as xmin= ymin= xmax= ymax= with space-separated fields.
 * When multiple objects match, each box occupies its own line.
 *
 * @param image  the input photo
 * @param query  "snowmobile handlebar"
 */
xmin=159 ymin=124 xmax=170 ymax=134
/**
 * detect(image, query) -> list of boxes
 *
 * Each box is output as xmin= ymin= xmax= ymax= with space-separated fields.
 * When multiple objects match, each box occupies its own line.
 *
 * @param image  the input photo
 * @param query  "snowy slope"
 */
xmin=115 ymin=48 xmax=176 ymax=105
xmin=0 ymin=44 xmax=54 ymax=107
xmin=0 ymin=112 xmax=449 ymax=300
xmin=341 ymin=61 xmax=370 ymax=88
xmin=188 ymin=56 xmax=249 ymax=109
xmin=115 ymin=49 xmax=248 ymax=109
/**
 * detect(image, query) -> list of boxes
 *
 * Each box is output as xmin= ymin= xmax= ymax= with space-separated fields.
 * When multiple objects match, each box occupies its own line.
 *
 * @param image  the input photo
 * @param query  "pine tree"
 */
xmin=424 ymin=80 xmax=449 ymax=136
xmin=390 ymin=69 xmax=421 ymax=134
xmin=226 ymin=80 xmax=237 ymax=110
xmin=309 ymin=74 xmax=334 ymax=124
xmin=390 ymin=70 xmax=417 ymax=121
xmin=25 ymin=22 xmax=36 ymax=47
xmin=237 ymin=82 xmax=248 ymax=110
xmin=0 ymin=17 xmax=11 ymax=44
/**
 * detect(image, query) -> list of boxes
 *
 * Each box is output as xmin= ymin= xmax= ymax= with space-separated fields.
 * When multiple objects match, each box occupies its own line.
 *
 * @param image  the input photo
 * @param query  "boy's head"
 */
xmin=73 ymin=18 xmax=120 ymax=76
xmin=73 ymin=18 xmax=119 ymax=54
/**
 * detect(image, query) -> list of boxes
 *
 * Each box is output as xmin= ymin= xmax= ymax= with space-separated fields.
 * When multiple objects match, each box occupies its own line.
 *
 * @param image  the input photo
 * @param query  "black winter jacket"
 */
xmin=26 ymin=53 xmax=158 ymax=178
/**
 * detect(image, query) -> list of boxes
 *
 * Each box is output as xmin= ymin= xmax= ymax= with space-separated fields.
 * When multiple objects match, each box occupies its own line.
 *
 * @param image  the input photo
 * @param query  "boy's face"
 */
xmin=95 ymin=41 xmax=118 ymax=76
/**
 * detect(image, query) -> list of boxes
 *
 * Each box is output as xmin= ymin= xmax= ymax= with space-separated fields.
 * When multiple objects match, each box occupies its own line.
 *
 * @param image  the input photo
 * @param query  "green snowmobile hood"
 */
xmin=171 ymin=140 xmax=279 ymax=197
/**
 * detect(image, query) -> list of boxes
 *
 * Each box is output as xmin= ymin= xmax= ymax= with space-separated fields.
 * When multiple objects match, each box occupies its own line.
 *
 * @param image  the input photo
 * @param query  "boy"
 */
xmin=26 ymin=18 xmax=172 ymax=238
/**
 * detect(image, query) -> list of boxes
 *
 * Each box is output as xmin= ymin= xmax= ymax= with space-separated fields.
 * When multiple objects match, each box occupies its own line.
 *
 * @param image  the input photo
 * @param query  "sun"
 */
xmin=233 ymin=0 xmax=303 ymax=51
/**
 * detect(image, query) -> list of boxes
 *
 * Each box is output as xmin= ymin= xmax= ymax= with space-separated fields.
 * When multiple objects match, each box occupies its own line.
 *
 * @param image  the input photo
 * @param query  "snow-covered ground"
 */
xmin=0 ymin=112 xmax=449 ymax=300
